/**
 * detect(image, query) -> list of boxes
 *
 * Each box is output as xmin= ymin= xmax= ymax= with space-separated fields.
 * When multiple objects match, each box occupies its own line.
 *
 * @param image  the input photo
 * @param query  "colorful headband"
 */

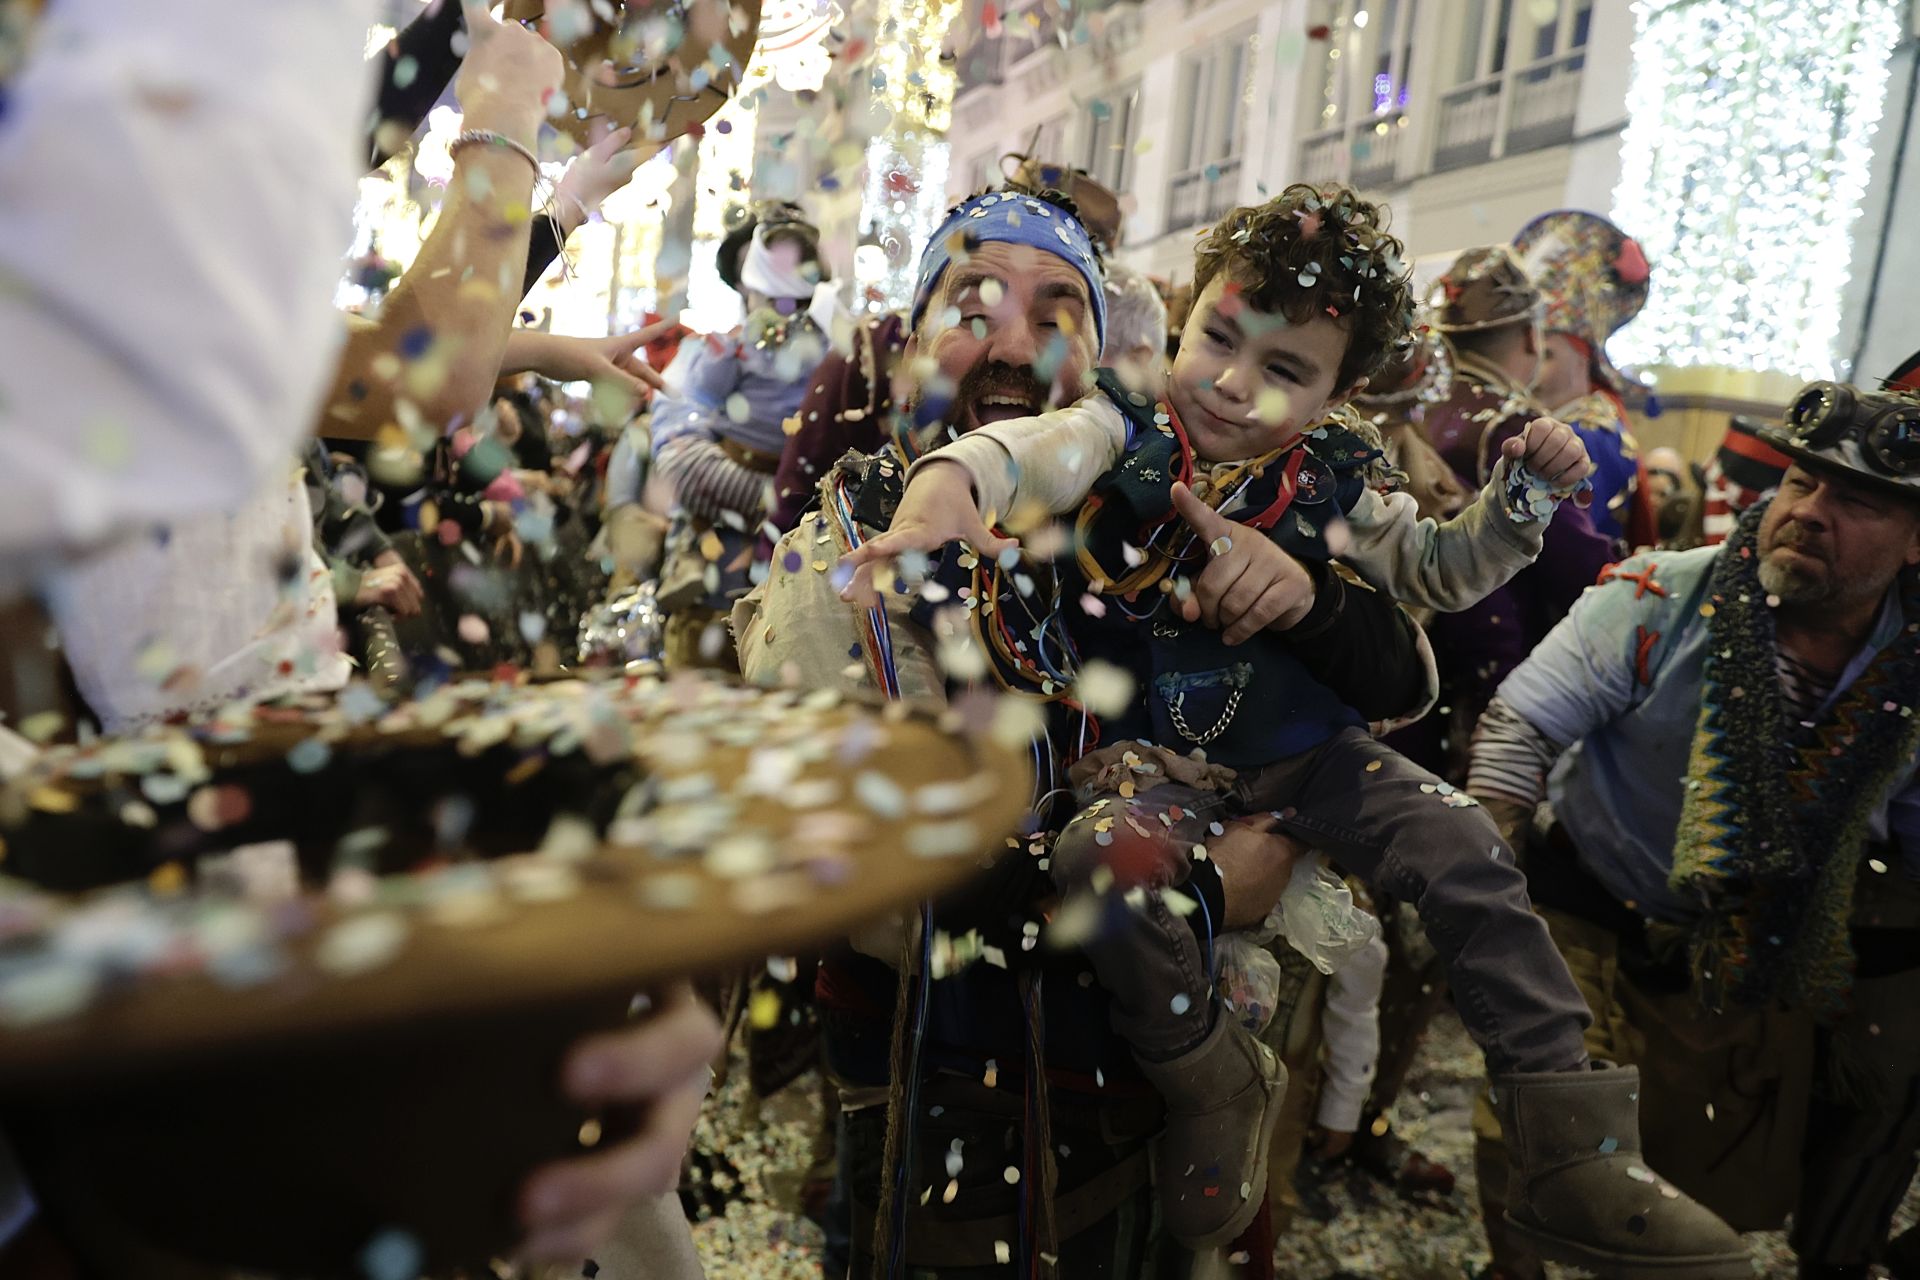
xmin=910 ymin=190 xmax=1107 ymax=349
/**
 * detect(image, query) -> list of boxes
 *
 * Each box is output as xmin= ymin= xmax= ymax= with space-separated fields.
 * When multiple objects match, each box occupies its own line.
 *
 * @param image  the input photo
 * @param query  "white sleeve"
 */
xmin=907 ymin=396 xmax=1129 ymax=524
xmin=1338 ymin=457 xmax=1545 ymax=613
xmin=0 ymin=0 xmax=378 ymax=590
xmin=1314 ymin=932 xmax=1388 ymax=1134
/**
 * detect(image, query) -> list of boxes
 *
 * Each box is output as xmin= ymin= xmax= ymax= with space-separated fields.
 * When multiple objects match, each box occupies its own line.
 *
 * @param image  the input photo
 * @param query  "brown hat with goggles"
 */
xmin=1761 ymin=379 xmax=1920 ymax=504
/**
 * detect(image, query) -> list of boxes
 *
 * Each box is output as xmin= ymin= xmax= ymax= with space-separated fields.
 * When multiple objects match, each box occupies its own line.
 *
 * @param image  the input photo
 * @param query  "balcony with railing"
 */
xmin=1351 ymin=114 xmax=1406 ymax=188
xmin=1166 ymin=158 xmax=1243 ymax=232
xmin=1295 ymin=112 xmax=1408 ymax=191
xmin=1298 ymin=127 xmax=1348 ymax=184
xmin=1506 ymin=49 xmax=1584 ymax=151
xmin=1433 ymin=49 xmax=1583 ymax=172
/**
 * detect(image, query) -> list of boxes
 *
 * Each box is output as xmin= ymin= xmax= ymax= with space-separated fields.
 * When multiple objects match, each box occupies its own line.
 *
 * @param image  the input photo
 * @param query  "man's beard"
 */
xmin=1757 ymin=519 xmax=1833 ymax=603
xmin=904 ymin=359 xmax=1054 ymax=435
xmin=1757 ymin=553 xmax=1826 ymax=604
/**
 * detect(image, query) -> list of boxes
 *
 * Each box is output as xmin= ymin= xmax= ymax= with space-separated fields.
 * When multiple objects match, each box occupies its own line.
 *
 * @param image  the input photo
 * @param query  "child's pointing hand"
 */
xmin=1170 ymin=481 xmax=1318 ymax=644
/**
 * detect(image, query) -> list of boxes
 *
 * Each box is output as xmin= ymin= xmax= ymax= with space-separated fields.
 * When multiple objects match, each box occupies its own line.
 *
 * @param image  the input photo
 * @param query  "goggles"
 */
xmin=1783 ymin=381 xmax=1920 ymax=478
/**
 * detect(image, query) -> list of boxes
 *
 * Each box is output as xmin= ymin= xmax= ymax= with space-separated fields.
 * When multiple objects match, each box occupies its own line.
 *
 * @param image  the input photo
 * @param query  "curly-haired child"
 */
xmin=839 ymin=185 xmax=1749 ymax=1277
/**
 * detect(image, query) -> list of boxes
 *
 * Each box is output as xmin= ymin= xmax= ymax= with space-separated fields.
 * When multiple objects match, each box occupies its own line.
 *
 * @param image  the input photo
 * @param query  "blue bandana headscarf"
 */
xmin=910 ymin=190 xmax=1107 ymax=350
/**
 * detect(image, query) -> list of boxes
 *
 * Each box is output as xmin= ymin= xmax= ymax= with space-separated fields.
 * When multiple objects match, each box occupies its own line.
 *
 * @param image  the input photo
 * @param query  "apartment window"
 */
xmin=999 ymin=0 xmax=1061 ymax=68
xmin=1436 ymin=0 xmax=1588 ymax=170
xmin=1081 ymin=82 xmax=1141 ymax=195
xmin=1369 ymin=0 xmax=1416 ymax=113
xmin=1297 ymin=1 xmax=1418 ymax=189
xmin=970 ymin=148 xmax=1004 ymax=196
xmin=1005 ymin=114 xmax=1068 ymax=171
xmin=1175 ymin=38 xmax=1247 ymax=174
xmin=1168 ymin=34 xmax=1251 ymax=232
xmin=1457 ymin=0 xmax=1589 ymax=84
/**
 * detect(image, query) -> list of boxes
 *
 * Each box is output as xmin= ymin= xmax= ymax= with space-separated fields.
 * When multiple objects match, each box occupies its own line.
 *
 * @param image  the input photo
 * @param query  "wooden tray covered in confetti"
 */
xmin=0 ymin=674 xmax=1030 ymax=1275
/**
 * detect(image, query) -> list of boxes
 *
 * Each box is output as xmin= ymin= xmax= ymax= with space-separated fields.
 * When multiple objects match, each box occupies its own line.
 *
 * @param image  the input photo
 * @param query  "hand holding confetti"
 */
xmin=1502 ymin=416 xmax=1595 ymax=507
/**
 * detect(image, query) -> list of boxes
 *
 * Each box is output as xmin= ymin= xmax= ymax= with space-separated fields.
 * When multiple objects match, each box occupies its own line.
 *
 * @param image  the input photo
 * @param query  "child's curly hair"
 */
xmin=1191 ymin=183 xmax=1416 ymax=390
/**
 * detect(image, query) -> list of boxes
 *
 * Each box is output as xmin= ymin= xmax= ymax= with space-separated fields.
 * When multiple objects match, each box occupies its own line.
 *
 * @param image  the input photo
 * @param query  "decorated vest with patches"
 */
xmin=1064 ymin=373 xmax=1371 ymax=770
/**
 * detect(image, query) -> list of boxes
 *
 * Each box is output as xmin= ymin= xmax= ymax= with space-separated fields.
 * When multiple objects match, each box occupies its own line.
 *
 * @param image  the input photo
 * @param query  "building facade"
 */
xmin=948 ymin=0 xmax=1629 ymax=279
xmin=943 ymin=0 xmax=1919 ymax=401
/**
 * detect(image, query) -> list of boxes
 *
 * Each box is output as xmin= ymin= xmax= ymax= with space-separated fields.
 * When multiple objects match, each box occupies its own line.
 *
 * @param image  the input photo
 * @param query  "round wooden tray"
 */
xmin=0 ymin=674 xmax=1029 ymax=1275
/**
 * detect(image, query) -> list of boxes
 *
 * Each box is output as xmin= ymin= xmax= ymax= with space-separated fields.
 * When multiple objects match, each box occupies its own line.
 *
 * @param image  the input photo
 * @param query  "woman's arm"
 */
xmin=316 ymin=16 xmax=561 ymax=442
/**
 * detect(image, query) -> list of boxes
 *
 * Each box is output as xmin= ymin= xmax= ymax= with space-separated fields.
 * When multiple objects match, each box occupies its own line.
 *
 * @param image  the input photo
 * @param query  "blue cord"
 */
xmin=1194 ymin=881 xmax=1217 ymax=991
xmin=888 ymin=900 xmax=936 ymax=1278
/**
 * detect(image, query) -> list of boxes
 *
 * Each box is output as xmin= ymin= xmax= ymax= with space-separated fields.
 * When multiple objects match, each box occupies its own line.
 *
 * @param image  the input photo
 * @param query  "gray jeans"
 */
xmin=1051 ymin=728 xmax=1592 ymax=1076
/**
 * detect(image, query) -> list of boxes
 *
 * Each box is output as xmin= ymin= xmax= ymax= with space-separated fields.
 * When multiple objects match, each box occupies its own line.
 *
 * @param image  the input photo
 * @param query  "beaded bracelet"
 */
xmin=448 ymin=128 xmax=542 ymax=175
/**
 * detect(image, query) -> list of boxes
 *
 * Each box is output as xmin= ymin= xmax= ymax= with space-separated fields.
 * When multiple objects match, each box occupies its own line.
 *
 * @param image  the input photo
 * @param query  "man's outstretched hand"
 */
xmin=837 ymin=459 xmax=1018 ymax=609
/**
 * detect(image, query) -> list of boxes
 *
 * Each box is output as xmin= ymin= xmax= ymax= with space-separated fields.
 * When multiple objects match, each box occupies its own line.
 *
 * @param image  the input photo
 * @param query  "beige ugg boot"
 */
xmin=1135 ymin=1014 xmax=1288 ymax=1249
xmin=1492 ymin=1063 xmax=1752 ymax=1279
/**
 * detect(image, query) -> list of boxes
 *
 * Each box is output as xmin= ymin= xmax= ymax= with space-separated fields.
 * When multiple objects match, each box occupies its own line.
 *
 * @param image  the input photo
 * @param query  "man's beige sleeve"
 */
xmin=904 ymin=396 xmax=1129 ymax=526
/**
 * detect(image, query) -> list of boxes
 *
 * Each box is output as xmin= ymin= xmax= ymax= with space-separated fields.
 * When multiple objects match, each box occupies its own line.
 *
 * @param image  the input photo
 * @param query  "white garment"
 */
xmin=45 ymin=463 xmax=351 ymax=731
xmin=738 ymin=226 xmax=846 ymax=338
xmin=0 ymin=0 xmax=378 ymax=595
xmin=1315 ymin=932 xmax=1389 ymax=1134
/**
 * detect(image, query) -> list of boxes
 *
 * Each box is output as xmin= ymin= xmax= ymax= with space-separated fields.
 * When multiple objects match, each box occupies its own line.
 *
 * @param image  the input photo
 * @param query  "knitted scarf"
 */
xmin=1669 ymin=499 xmax=1920 ymax=1020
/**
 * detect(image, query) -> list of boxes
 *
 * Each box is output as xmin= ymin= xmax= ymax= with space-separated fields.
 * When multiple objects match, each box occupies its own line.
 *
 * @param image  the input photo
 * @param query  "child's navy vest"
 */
xmin=1064 ymin=373 xmax=1377 ymax=770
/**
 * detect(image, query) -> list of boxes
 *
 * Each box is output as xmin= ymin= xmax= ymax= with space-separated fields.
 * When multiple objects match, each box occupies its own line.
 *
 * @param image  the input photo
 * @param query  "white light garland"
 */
xmin=856 ymin=133 xmax=951 ymax=313
xmin=684 ymin=99 xmax=760 ymax=334
xmin=853 ymin=0 xmax=964 ymax=311
xmin=1609 ymin=0 xmax=1903 ymax=378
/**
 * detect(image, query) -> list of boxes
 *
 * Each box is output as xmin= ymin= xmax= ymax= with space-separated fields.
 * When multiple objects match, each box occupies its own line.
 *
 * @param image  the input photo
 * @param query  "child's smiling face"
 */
xmin=1165 ymin=275 xmax=1367 ymax=463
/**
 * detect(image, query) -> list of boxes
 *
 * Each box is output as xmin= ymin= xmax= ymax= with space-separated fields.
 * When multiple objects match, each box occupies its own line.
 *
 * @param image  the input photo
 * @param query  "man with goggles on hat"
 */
xmin=1467 ymin=369 xmax=1920 ymax=1280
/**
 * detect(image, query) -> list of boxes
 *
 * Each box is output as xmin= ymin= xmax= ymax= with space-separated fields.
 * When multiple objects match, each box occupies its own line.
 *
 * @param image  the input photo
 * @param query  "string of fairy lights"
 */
xmin=1608 ymin=0 xmax=1905 ymax=380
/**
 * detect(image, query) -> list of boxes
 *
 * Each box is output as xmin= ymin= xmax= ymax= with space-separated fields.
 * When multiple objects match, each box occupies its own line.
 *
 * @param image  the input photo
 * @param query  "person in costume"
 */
xmin=1699 ymin=415 xmax=1794 ymax=546
xmin=843 ymin=182 xmax=1746 ymax=1277
xmin=1380 ymin=247 xmax=1616 ymax=780
xmin=737 ymin=186 xmax=1430 ymax=1279
xmin=1514 ymin=210 xmax=1656 ymax=550
xmin=3 ymin=9 xmax=721 ymax=1272
xmin=1468 ymin=371 xmax=1920 ymax=1280
xmin=651 ymin=200 xmax=835 ymax=669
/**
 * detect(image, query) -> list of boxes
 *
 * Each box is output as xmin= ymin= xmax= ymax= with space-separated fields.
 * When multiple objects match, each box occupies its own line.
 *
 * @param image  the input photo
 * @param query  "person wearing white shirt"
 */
xmin=0 ymin=0 xmax=377 ymax=597
xmin=0 ymin=6 xmax=719 ymax=1272
xmin=1311 ymin=932 xmax=1390 ymax=1152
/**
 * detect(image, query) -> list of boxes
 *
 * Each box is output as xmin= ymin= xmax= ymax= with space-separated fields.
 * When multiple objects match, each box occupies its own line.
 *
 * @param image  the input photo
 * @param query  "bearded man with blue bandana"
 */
xmin=734 ymin=188 xmax=1435 ymax=1277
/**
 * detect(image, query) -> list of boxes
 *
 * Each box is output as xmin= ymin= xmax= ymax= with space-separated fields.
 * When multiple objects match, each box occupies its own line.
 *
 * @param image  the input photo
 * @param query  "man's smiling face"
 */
xmin=902 ymin=241 xmax=1100 ymax=434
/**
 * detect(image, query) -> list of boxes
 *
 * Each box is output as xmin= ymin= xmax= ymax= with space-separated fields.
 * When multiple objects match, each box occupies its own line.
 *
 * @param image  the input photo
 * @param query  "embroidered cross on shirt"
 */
xmin=1600 ymin=561 xmax=1668 ymax=600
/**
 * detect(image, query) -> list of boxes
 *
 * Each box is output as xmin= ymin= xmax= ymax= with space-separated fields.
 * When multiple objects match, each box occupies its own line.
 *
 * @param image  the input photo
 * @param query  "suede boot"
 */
xmin=1490 ymin=1063 xmax=1752 ymax=1279
xmin=1135 ymin=1014 xmax=1287 ymax=1249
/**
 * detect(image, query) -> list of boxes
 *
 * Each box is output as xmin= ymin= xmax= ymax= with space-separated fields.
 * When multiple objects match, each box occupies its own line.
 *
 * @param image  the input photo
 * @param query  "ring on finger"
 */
xmin=1208 ymin=535 xmax=1234 ymax=558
